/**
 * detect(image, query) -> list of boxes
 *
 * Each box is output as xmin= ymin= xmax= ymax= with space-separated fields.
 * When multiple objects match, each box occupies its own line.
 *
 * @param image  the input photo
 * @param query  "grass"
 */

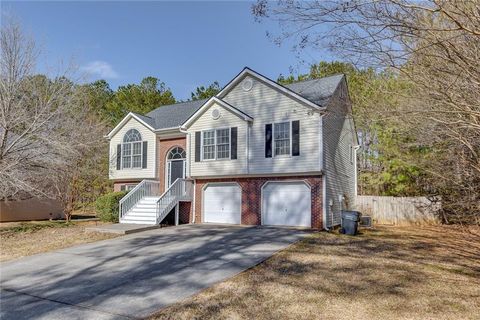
xmin=0 ymin=220 xmax=74 ymax=233
xmin=150 ymin=225 xmax=480 ymax=320
xmin=0 ymin=220 xmax=119 ymax=262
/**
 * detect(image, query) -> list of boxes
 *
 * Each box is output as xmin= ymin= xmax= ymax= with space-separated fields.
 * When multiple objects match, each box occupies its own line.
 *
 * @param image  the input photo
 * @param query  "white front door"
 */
xmin=262 ymin=181 xmax=311 ymax=227
xmin=203 ymin=183 xmax=241 ymax=224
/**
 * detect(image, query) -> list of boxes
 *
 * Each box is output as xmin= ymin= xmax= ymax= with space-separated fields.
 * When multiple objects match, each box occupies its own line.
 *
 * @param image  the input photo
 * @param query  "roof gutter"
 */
xmin=153 ymin=126 xmax=183 ymax=134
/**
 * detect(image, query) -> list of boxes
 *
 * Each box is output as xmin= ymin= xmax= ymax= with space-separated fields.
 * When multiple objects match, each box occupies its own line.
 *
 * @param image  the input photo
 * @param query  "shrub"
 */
xmin=95 ymin=191 xmax=127 ymax=222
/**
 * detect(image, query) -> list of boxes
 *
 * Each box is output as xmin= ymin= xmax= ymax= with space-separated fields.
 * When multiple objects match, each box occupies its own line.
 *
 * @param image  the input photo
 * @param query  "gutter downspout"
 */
xmin=192 ymin=181 xmax=196 ymax=224
xmin=322 ymin=174 xmax=329 ymax=231
xmin=180 ymin=127 xmax=196 ymax=224
xmin=353 ymin=145 xmax=360 ymax=199
xmin=246 ymin=123 xmax=250 ymax=174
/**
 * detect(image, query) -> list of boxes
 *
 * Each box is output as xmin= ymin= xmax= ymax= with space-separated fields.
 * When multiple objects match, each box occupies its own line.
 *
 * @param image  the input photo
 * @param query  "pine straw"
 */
xmin=150 ymin=225 xmax=480 ymax=320
xmin=0 ymin=221 xmax=118 ymax=262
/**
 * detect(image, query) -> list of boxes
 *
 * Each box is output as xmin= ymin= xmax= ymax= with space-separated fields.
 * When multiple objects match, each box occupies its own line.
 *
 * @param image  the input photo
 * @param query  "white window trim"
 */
xmin=121 ymin=183 xmax=138 ymax=192
xmin=216 ymin=128 xmax=231 ymax=160
xmin=201 ymin=129 xmax=216 ymax=162
xmin=166 ymin=159 xmax=187 ymax=187
xmin=165 ymin=147 xmax=187 ymax=187
xmin=200 ymin=127 xmax=232 ymax=161
xmin=121 ymin=141 xmax=143 ymax=170
xmin=272 ymin=121 xmax=292 ymax=158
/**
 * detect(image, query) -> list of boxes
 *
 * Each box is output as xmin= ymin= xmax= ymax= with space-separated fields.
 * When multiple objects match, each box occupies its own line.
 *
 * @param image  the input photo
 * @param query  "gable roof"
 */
xmin=106 ymin=112 xmax=156 ymax=139
xmin=217 ymin=67 xmax=342 ymax=110
xmin=131 ymin=113 xmax=156 ymax=128
xmin=145 ymin=99 xmax=207 ymax=130
xmin=284 ymin=74 xmax=344 ymax=106
xmin=106 ymin=100 xmax=206 ymax=139
xmin=182 ymin=97 xmax=253 ymax=129
xmin=107 ymin=68 xmax=345 ymax=138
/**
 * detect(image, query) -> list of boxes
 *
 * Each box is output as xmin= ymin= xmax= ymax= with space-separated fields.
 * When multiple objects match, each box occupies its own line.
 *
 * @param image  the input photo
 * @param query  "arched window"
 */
xmin=123 ymin=129 xmax=142 ymax=143
xmin=122 ymin=129 xmax=143 ymax=169
xmin=167 ymin=147 xmax=186 ymax=160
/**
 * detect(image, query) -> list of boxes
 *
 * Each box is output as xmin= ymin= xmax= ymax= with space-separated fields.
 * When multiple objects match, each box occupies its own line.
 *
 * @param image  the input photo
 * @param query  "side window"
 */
xmin=125 ymin=184 xmax=137 ymax=191
xmin=120 ymin=184 xmax=137 ymax=192
xmin=273 ymin=122 xmax=291 ymax=156
xmin=121 ymin=129 xmax=143 ymax=169
xmin=216 ymin=128 xmax=230 ymax=159
xmin=201 ymin=128 xmax=231 ymax=160
xmin=202 ymin=130 xmax=215 ymax=160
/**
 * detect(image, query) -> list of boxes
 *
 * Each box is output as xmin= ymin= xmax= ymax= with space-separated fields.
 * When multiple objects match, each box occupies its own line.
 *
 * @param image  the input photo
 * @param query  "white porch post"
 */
xmin=175 ymin=203 xmax=179 ymax=226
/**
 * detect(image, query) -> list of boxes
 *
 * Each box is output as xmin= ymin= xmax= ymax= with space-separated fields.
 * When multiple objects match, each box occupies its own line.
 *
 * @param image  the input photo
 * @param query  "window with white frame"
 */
xmin=274 ymin=122 xmax=291 ymax=156
xmin=122 ymin=129 xmax=142 ymax=169
xmin=121 ymin=184 xmax=137 ymax=192
xmin=202 ymin=128 xmax=231 ymax=160
xmin=216 ymin=128 xmax=230 ymax=159
xmin=202 ymin=130 xmax=215 ymax=160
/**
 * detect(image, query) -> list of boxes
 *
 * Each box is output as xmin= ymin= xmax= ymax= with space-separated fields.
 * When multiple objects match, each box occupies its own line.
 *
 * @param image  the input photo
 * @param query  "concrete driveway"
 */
xmin=0 ymin=224 xmax=309 ymax=319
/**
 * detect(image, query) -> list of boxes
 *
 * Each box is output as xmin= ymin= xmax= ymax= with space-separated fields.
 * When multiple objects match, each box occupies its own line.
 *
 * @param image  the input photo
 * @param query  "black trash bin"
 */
xmin=341 ymin=211 xmax=361 ymax=235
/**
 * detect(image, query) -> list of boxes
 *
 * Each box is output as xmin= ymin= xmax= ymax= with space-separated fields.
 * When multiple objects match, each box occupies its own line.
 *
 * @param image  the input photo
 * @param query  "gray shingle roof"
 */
xmin=283 ymin=74 xmax=344 ymax=106
xmin=131 ymin=113 xmax=156 ymax=128
xmin=144 ymin=99 xmax=207 ymax=130
xmin=139 ymin=74 xmax=343 ymax=130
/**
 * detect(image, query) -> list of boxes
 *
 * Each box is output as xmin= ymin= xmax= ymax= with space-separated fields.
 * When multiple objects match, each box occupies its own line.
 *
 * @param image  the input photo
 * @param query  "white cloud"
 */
xmin=80 ymin=60 xmax=119 ymax=79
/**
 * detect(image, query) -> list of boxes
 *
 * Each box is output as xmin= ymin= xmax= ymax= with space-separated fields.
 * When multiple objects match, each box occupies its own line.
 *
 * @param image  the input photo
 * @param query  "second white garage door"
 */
xmin=262 ymin=181 xmax=311 ymax=227
xmin=203 ymin=183 xmax=241 ymax=224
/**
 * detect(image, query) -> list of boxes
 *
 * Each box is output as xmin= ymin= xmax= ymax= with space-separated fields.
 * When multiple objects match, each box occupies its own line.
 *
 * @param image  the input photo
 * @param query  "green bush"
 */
xmin=95 ymin=191 xmax=127 ymax=222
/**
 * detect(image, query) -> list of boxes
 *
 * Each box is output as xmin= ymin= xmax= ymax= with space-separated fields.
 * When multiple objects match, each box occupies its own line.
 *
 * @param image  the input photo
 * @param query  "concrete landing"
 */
xmin=85 ymin=223 xmax=160 ymax=234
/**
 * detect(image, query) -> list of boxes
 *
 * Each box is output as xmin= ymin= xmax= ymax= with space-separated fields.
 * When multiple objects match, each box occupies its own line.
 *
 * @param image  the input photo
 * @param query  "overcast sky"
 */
xmin=2 ymin=1 xmax=329 ymax=100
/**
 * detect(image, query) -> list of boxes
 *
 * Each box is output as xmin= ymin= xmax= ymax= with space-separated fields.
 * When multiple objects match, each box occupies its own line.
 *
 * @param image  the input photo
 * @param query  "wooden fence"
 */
xmin=355 ymin=196 xmax=440 ymax=225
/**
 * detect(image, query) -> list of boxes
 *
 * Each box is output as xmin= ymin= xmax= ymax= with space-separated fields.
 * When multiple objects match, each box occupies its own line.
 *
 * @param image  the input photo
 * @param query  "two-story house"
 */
xmin=106 ymin=67 xmax=358 ymax=229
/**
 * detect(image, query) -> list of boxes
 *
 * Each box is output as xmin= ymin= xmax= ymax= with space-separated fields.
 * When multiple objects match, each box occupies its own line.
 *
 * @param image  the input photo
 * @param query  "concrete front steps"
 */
xmin=120 ymin=196 xmax=160 ymax=224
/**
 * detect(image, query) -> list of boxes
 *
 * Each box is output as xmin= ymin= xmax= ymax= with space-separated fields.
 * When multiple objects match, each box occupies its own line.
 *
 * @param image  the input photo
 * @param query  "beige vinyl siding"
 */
xmin=322 ymin=80 xmax=357 ymax=227
xmin=109 ymin=117 xmax=157 ymax=180
xmin=222 ymin=76 xmax=322 ymax=175
xmin=188 ymin=102 xmax=248 ymax=177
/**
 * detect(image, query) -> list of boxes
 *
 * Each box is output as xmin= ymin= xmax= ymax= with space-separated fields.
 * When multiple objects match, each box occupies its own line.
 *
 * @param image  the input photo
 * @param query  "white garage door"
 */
xmin=263 ymin=182 xmax=311 ymax=227
xmin=203 ymin=183 xmax=241 ymax=224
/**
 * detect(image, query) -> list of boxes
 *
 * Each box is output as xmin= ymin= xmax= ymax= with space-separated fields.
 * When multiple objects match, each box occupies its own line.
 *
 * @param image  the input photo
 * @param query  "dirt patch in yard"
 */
xmin=150 ymin=226 xmax=480 ymax=320
xmin=0 ymin=221 xmax=119 ymax=262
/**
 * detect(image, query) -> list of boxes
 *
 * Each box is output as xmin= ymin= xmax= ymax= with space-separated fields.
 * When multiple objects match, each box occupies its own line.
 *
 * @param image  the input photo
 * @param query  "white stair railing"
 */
xmin=119 ymin=180 xmax=160 ymax=220
xmin=156 ymin=178 xmax=194 ymax=224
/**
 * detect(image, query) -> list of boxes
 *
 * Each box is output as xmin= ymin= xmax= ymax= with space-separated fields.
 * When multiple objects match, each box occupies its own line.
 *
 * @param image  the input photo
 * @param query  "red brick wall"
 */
xmin=179 ymin=201 xmax=192 ymax=224
xmin=193 ymin=175 xmax=323 ymax=229
xmin=157 ymin=137 xmax=187 ymax=193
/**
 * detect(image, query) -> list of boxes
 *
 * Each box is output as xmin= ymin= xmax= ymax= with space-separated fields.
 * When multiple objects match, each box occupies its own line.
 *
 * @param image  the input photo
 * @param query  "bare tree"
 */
xmin=253 ymin=0 xmax=480 ymax=224
xmin=0 ymin=18 xmax=106 ymax=221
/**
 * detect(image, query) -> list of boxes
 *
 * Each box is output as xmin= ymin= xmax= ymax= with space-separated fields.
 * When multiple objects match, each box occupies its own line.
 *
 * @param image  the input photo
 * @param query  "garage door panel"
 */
xmin=263 ymin=182 xmax=311 ymax=227
xmin=204 ymin=184 xmax=241 ymax=224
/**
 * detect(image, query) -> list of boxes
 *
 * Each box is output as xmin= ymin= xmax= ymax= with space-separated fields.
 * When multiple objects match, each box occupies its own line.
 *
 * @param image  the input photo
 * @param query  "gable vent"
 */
xmin=211 ymin=108 xmax=221 ymax=120
xmin=242 ymin=79 xmax=253 ymax=91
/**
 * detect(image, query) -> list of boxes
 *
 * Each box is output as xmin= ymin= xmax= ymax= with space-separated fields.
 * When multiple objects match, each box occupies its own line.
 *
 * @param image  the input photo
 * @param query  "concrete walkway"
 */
xmin=0 ymin=224 xmax=309 ymax=319
xmin=85 ymin=223 xmax=160 ymax=235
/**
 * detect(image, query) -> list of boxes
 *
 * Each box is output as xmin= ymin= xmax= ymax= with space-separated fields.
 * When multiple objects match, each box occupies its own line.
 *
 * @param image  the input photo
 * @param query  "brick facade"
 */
xmin=114 ymin=136 xmax=323 ymax=229
xmin=157 ymin=137 xmax=187 ymax=194
xmin=193 ymin=175 xmax=323 ymax=229
xmin=178 ymin=201 xmax=193 ymax=224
